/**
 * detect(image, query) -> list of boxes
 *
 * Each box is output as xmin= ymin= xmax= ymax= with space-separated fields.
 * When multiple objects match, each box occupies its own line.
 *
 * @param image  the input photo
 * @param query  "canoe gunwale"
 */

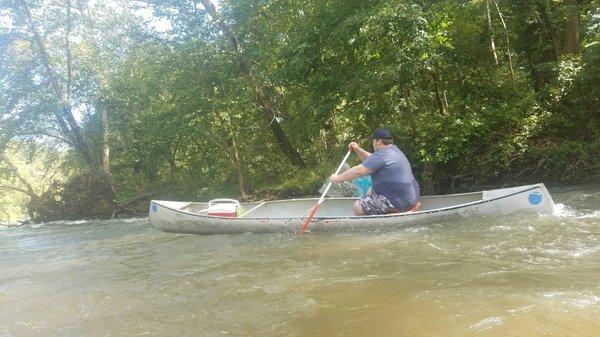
xmin=151 ymin=185 xmax=545 ymax=221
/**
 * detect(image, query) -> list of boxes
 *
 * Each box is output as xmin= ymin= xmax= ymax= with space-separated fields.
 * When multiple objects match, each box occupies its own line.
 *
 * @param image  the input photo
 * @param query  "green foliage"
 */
xmin=1 ymin=0 xmax=599 ymax=220
xmin=58 ymin=171 xmax=115 ymax=219
xmin=28 ymin=171 xmax=115 ymax=222
xmin=269 ymin=159 xmax=343 ymax=199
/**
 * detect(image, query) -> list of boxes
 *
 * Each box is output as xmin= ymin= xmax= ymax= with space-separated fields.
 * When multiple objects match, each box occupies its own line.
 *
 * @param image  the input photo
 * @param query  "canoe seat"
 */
xmin=390 ymin=201 xmax=421 ymax=214
xmin=408 ymin=201 xmax=422 ymax=212
xmin=391 ymin=201 xmax=421 ymax=214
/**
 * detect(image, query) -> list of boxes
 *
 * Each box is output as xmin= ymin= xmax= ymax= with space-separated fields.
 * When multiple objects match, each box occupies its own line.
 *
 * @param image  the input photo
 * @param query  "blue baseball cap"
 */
xmin=369 ymin=128 xmax=393 ymax=141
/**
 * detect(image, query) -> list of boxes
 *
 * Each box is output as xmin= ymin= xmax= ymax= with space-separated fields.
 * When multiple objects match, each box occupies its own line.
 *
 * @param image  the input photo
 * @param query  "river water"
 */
xmin=1 ymin=185 xmax=599 ymax=337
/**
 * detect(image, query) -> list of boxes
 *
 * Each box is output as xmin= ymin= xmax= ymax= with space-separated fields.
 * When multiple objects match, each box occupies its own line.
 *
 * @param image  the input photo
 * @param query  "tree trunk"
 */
xmin=520 ymin=0 xmax=559 ymax=91
xmin=403 ymin=87 xmax=418 ymax=134
xmin=102 ymin=107 xmax=110 ymax=175
xmin=198 ymin=0 xmax=306 ymax=168
xmin=61 ymin=105 xmax=95 ymax=168
xmin=492 ymin=0 xmax=516 ymax=89
xmin=18 ymin=0 xmax=96 ymax=169
xmin=96 ymin=80 xmax=110 ymax=177
xmin=215 ymin=110 xmax=248 ymax=200
xmin=404 ymin=87 xmax=413 ymax=115
xmin=323 ymin=117 xmax=336 ymax=152
xmin=442 ymin=90 xmax=449 ymax=110
xmin=431 ymin=70 xmax=447 ymax=115
xmin=226 ymin=136 xmax=248 ymax=200
xmin=524 ymin=50 xmax=541 ymax=92
xmin=485 ymin=0 xmax=499 ymax=66
xmin=564 ymin=0 xmax=580 ymax=55
xmin=66 ymin=0 xmax=72 ymax=101
xmin=538 ymin=1 xmax=560 ymax=60
xmin=75 ymin=0 xmax=113 ymax=183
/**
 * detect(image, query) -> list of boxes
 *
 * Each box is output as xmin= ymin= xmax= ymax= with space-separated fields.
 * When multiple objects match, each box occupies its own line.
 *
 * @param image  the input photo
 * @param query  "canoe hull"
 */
xmin=149 ymin=184 xmax=555 ymax=235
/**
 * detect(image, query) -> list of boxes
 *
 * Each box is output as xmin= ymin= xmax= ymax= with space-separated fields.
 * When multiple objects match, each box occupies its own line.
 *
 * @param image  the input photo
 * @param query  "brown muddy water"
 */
xmin=1 ymin=185 xmax=599 ymax=337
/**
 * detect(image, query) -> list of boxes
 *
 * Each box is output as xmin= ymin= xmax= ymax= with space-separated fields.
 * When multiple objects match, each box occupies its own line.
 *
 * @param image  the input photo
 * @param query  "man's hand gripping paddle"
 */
xmin=299 ymin=150 xmax=352 ymax=235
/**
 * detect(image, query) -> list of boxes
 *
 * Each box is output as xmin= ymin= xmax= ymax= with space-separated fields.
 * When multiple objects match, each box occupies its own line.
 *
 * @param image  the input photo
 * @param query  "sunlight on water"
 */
xmin=1 ymin=186 xmax=599 ymax=336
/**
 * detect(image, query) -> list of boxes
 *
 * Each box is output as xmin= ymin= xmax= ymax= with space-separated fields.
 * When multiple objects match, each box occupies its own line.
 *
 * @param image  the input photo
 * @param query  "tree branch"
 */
xmin=485 ymin=0 xmax=499 ymax=66
xmin=17 ymin=0 xmax=96 ymax=169
xmin=0 ymin=153 xmax=39 ymax=198
xmin=198 ymin=0 xmax=306 ymax=167
xmin=13 ymin=131 xmax=76 ymax=147
xmin=66 ymin=0 xmax=73 ymax=101
xmin=0 ymin=185 xmax=32 ymax=196
xmin=17 ymin=0 xmax=63 ymax=99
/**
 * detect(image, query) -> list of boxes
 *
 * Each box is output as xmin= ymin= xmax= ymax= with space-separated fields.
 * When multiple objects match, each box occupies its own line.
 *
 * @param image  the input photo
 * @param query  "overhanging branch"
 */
xmin=0 ymin=185 xmax=34 ymax=197
xmin=13 ymin=131 xmax=75 ymax=147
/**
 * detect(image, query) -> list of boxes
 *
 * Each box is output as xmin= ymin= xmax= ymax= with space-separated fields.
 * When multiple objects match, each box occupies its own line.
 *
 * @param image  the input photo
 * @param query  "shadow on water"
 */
xmin=0 ymin=185 xmax=599 ymax=336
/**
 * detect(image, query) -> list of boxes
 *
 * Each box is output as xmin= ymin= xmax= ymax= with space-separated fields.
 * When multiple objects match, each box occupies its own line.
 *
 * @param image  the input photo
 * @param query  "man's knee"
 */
xmin=353 ymin=200 xmax=364 ymax=215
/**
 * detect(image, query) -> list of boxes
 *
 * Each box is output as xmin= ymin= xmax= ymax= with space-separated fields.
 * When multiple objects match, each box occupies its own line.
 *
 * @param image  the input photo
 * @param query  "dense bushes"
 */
xmin=2 ymin=0 xmax=598 ymax=220
xmin=28 ymin=171 xmax=115 ymax=222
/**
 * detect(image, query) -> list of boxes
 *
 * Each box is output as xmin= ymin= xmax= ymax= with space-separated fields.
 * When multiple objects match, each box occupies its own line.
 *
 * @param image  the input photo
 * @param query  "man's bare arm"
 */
xmin=330 ymin=164 xmax=373 ymax=183
xmin=349 ymin=142 xmax=371 ymax=161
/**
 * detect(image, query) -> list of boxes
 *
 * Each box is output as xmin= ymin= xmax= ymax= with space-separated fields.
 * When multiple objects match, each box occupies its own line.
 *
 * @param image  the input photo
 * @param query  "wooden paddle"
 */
xmin=299 ymin=150 xmax=352 ymax=234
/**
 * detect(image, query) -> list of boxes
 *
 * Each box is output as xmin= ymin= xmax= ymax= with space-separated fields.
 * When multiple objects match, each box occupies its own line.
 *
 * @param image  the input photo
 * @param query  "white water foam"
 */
xmin=542 ymin=292 xmax=600 ymax=309
xmin=571 ymin=295 xmax=600 ymax=308
xmin=577 ymin=210 xmax=600 ymax=219
xmin=554 ymin=203 xmax=600 ymax=219
xmin=470 ymin=316 xmax=504 ymax=331
xmin=506 ymin=304 xmax=535 ymax=317
xmin=554 ymin=203 xmax=577 ymax=217
xmin=30 ymin=219 xmax=89 ymax=228
xmin=27 ymin=217 xmax=147 ymax=229
xmin=569 ymin=245 xmax=600 ymax=258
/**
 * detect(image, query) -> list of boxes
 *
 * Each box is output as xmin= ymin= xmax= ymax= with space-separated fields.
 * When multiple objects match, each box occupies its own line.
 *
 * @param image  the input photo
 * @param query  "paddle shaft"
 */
xmin=299 ymin=150 xmax=352 ymax=234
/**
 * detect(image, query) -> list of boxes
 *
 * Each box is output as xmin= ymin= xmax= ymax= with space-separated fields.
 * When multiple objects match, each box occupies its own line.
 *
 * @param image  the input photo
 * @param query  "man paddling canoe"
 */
xmin=329 ymin=128 xmax=421 ymax=215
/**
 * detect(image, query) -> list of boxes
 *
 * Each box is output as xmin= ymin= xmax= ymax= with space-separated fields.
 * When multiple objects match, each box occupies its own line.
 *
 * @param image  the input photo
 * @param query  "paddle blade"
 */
xmin=299 ymin=203 xmax=321 ymax=234
xmin=298 ymin=150 xmax=351 ymax=235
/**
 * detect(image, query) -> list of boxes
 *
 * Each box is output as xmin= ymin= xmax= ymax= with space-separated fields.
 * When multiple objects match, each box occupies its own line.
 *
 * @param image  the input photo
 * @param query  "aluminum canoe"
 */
xmin=149 ymin=183 xmax=555 ymax=235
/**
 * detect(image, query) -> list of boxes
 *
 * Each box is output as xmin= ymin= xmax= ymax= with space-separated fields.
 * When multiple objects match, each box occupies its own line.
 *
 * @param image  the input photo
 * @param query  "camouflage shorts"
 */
xmin=359 ymin=194 xmax=396 ymax=215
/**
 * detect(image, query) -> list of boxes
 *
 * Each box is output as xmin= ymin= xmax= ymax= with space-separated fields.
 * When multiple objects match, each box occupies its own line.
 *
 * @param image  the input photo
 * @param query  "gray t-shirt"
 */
xmin=362 ymin=145 xmax=420 ymax=210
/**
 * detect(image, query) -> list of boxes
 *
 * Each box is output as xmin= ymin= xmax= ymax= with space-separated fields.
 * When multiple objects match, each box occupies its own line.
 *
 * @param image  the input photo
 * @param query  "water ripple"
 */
xmin=0 ymin=186 xmax=599 ymax=336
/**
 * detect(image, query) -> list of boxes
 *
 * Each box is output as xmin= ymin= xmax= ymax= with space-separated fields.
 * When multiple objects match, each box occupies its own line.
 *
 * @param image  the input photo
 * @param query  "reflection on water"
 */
xmin=1 ymin=186 xmax=599 ymax=336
